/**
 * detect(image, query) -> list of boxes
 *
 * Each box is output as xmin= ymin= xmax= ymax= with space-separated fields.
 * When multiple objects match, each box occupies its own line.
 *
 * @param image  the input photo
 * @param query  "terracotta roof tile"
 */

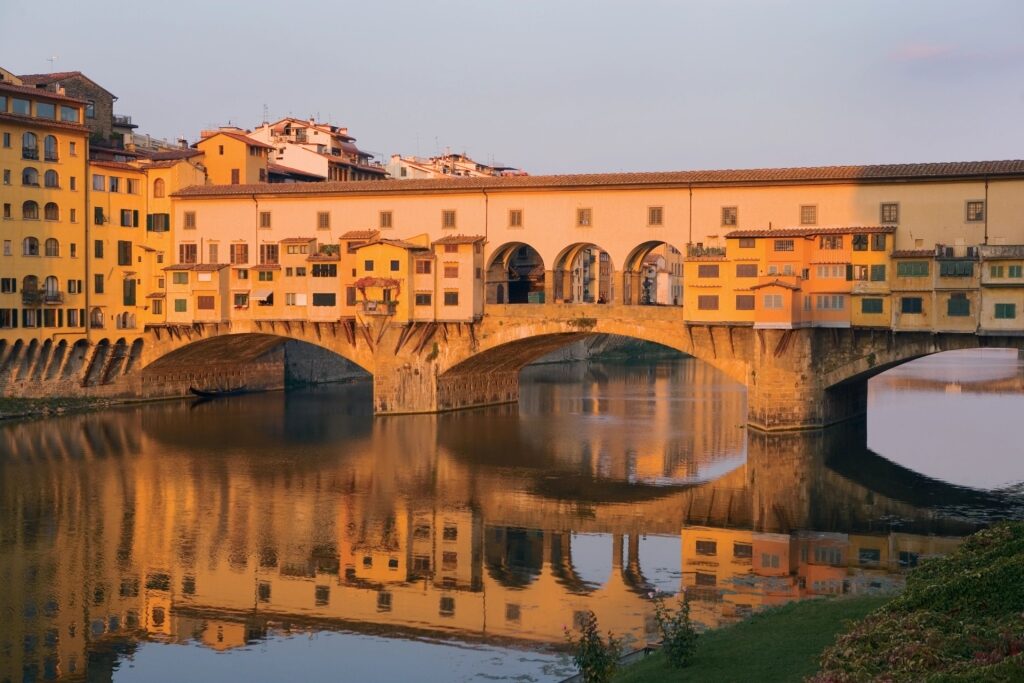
xmin=355 ymin=238 xmax=429 ymax=251
xmin=268 ymin=163 xmax=326 ymax=179
xmin=751 ymin=279 xmax=801 ymax=290
xmin=725 ymin=226 xmax=897 ymax=238
xmin=0 ymin=111 xmax=89 ymax=134
xmin=196 ymin=131 xmax=274 ymax=150
xmin=192 ymin=263 xmax=228 ymax=271
xmin=163 ymin=264 xmax=194 ymax=271
xmin=0 ymin=81 xmax=88 ymax=104
xmin=340 ymin=230 xmax=380 ymax=239
xmin=89 ymin=160 xmax=141 ymax=172
xmin=279 ymin=237 xmax=316 ymax=243
xmin=306 ymin=253 xmax=340 ymax=262
xmin=140 ymin=149 xmax=203 ymax=161
xmin=251 ymin=264 xmax=281 ymax=271
xmin=432 ymin=234 xmax=486 ymax=245
xmin=173 ymin=160 xmax=1024 ymax=198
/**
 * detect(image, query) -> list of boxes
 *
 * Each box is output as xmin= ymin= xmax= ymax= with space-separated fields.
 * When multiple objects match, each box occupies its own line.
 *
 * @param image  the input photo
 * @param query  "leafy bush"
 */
xmin=564 ymin=611 xmax=623 ymax=683
xmin=653 ymin=595 xmax=698 ymax=668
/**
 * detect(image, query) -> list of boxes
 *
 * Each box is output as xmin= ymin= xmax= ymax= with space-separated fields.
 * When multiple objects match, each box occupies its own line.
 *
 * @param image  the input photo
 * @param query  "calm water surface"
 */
xmin=2 ymin=350 xmax=1023 ymax=682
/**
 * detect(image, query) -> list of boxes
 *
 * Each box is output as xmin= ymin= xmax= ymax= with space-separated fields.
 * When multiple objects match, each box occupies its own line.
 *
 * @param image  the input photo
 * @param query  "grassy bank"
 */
xmin=616 ymin=596 xmax=887 ymax=683
xmin=0 ymin=396 xmax=119 ymax=421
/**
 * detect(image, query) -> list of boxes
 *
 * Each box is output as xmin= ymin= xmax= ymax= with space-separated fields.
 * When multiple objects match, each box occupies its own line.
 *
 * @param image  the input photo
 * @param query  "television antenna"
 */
xmin=47 ymin=55 xmax=59 ymax=72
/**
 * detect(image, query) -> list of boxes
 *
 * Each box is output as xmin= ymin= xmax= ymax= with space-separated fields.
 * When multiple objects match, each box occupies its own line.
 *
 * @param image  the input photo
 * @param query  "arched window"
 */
xmin=44 ymin=276 xmax=58 ymax=295
xmin=44 ymin=238 xmax=59 ymax=257
xmin=90 ymin=308 xmax=104 ymax=328
xmin=153 ymin=178 xmax=166 ymax=198
xmin=22 ymin=167 xmax=39 ymax=186
xmin=44 ymin=203 xmax=59 ymax=221
xmin=43 ymin=135 xmax=58 ymax=161
xmin=23 ymin=237 xmax=39 ymax=256
xmin=22 ymin=201 xmax=39 ymax=220
xmin=44 ymin=170 xmax=59 ymax=188
xmin=22 ymin=276 xmax=39 ymax=298
xmin=22 ymin=132 xmax=38 ymax=159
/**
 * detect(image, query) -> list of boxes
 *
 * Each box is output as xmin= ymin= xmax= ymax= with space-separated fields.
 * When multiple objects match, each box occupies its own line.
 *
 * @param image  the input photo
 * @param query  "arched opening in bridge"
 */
xmin=622 ymin=240 xmax=686 ymax=306
xmin=486 ymin=242 xmax=545 ymax=304
xmin=141 ymin=333 xmax=371 ymax=400
xmin=553 ymin=242 xmax=613 ymax=304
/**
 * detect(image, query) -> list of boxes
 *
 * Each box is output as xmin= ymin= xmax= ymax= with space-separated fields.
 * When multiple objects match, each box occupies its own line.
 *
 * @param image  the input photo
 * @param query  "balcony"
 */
xmin=687 ymin=245 xmax=727 ymax=258
xmin=22 ymin=289 xmax=65 ymax=305
xmin=361 ymin=300 xmax=398 ymax=316
xmin=113 ymin=114 xmax=133 ymax=127
xmin=22 ymin=148 xmax=39 ymax=160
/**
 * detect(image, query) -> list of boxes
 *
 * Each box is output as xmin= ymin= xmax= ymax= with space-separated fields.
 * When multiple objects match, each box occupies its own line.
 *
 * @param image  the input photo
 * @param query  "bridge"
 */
xmin=124 ymin=303 xmax=1023 ymax=430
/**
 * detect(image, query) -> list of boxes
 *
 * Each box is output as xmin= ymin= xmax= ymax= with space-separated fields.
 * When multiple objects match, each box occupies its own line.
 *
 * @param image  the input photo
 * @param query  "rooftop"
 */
xmin=725 ymin=226 xmax=898 ymax=239
xmin=173 ymin=160 xmax=1024 ymax=198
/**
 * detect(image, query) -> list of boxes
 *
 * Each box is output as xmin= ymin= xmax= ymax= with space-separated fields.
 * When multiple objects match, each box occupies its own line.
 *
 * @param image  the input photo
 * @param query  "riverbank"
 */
xmin=614 ymin=596 xmax=887 ymax=683
xmin=0 ymin=396 xmax=124 ymax=421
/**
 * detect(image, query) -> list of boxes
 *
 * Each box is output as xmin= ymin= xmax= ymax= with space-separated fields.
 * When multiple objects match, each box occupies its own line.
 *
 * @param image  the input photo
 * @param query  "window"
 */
xmin=695 ymin=572 xmax=717 ymax=587
xmin=697 ymin=264 xmax=719 ymax=278
xmin=93 ymin=240 xmax=104 ymax=259
xmin=444 ymin=244 xmax=458 ymax=254
xmin=44 ymin=203 xmax=59 ymax=221
xmin=380 ymin=211 xmax=392 ymax=229
xmin=286 ymin=244 xmax=308 ymax=255
xmin=123 ymin=279 xmax=137 ymax=307
xmin=1010 ymin=265 xmax=1023 ymax=278
xmin=939 ymin=261 xmax=973 ymax=277
xmin=871 ymin=234 xmax=887 ymax=251
xmin=317 ymin=211 xmax=330 ymax=230
xmin=184 ymin=211 xmax=196 ymax=229
xmin=444 ymin=291 xmax=459 ymax=306
xmin=346 ymin=287 xmax=357 ymax=306
xmin=509 ymin=209 xmax=523 ymax=227
xmin=22 ymin=236 xmax=39 ymax=256
xmin=735 ymin=263 xmax=757 ymax=278
xmin=995 ymin=303 xmax=1016 ymax=319
xmin=697 ymin=295 xmax=719 ymax=310
xmin=901 ymin=297 xmax=923 ymax=314
xmin=738 ymin=237 xmax=755 ymax=248
xmin=36 ymin=102 xmax=55 ymax=120
xmin=233 ymin=293 xmax=248 ymax=308
xmin=966 ymin=200 xmax=985 ymax=222
xmin=44 ymin=170 xmax=58 ymax=188
xmin=415 ymin=293 xmax=432 ymax=306
xmin=42 ymin=135 xmax=58 ymax=161
xmin=109 ymin=176 xmax=120 ymax=193
xmin=722 ymin=206 xmax=738 ymax=226
xmin=576 ymin=208 xmax=592 ymax=226
xmin=2 ymin=203 xmax=8 ymax=219
xmin=258 ymin=271 xmax=274 ymax=282
xmin=763 ymin=294 xmax=784 ymax=309
xmin=22 ymin=200 xmax=39 ymax=220
xmin=179 ymin=244 xmax=197 ymax=264
xmin=153 ymin=178 xmax=165 ymax=197
xmin=195 ymin=296 xmax=215 ymax=311
xmin=92 ymin=174 xmax=105 ymax=191
xmin=415 ymin=260 xmax=432 ymax=274
xmin=1 ymin=132 xmax=8 ymax=147
xmin=148 ymin=213 xmax=169 ymax=232
xmin=12 ymin=98 xmax=30 ymax=116
xmin=947 ymin=293 xmax=970 ymax=317
xmin=861 ymin=298 xmax=884 ymax=314
xmin=819 ymin=235 xmax=842 ymax=250
xmin=648 ymin=206 xmax=663 ymax=225
xmin=870 ymin=265 xmax=886 ymax=281
xmin=259 ymin=211 xmax=271 ymax=228
xmin=774 ymin=239 xmax=794 ymax=252
xmin=2 ymin=170 xmax=7 ymax=185
xmin=311 ymin=264 xmax=336 ymax=277
xmin=816 ymin=295 xmax=845 ymax=310
xmin=69 ymin=141 xmax=77 ymax=156
xmin=444 ymin=264 xmax=459 ymax=278
xmin=22 ymin=131 xmax=38 ymax=159
xmin=59 ymin=105 xmax=79 ymax=123
xmin=439 ymin=597 xmax=455 ymax=616
xmin=172 ymin=272 xmax=188 ymax=285
xmin=312 ymin=293 xmax=336 ymax=306
xmin=852 ymin=234 xmax=868 ymax=251
xmin=389 ymin=259 xmax=400 ymax=272
xmin=880 ymin=203 xmax=899 ymax=224
xmin=235 ymin=269 xmax=248 ymax=279
xmin=208 ymin=243 xmax=219 ymax=264
xmin=231 ymin=169 xmax=240 ymax=184
xmin=259 ymin=244 xmax=279 ymax=265
xmin=733 ymin=542 xmax=753 ymax=559
xmin=22 ymin=167 xmax=39 ymax=185
xmin=799 ymin=205 xmax=817 ymax=225
xmin=230 ymin=243 xmax=249 ymax=264
xmin=735 ymin=294 xmax=755 ymax=310
xmin=897 ymin=261 xmax=929 ymax=277
xmin=442 ymin=209 xmax=456 ymax=228
xmin=94 ymin=274 xmax=105 ymax=294
xmin=117 ymin=241 xmax=132 ymax=266
xmin=364 ymin=260 xmax=374 ymax=271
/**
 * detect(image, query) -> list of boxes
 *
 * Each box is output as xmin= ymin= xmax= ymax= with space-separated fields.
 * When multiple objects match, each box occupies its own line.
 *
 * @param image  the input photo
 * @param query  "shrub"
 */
xmin=653 ymin=594 xmax=699 ymax=668
xmin=564 ymin=611 xmax=623 ymax=683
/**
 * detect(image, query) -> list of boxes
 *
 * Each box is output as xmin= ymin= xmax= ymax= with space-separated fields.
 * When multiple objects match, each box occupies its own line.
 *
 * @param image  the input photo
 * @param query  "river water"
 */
xmin=2 ymin=349 xmax=1023 ymax=682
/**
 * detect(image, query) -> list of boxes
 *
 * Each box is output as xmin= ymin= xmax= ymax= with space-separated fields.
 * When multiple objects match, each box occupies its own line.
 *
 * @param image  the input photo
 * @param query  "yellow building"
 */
xmin=194 ymin=127 xmax=271 ymax=185
xmin=0 ymin=78 xmax=89 ymax=341
xmin=353 ymin=236 xmax=432 ymax=324
xmin=979 ymin=245 xmax=1024 ymax=334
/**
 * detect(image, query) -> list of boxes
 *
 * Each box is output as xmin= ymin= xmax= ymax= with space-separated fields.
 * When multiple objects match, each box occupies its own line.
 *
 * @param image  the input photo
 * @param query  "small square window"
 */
xmin=317 ymin=211 xmax=330 ymax=230
xmin=380 ymin=211 xmax=393 ymax=229
xmin=577 ymin=208 xmax=592 ymax=227
xmin=442 ymin=210 xmax=456 ymax=229
xmin=880 ymin=203 xmax=899 ymax=224
xmin=799 ymin=205 xmax=817 ymax=225
xmin=648 ymin=206 xmax=663 ymax=226
xmin=509 ymin=209 xmax=523 ymax=227
xmin=966 ymin=200 xmax=985 ymax=222
xmin=721 ymin=206 xmax=738 ymax=226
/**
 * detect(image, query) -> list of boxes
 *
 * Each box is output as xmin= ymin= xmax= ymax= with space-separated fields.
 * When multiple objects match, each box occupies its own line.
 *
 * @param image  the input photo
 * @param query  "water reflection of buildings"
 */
xmin=2 ymin=388 xmax=1018 ymax=681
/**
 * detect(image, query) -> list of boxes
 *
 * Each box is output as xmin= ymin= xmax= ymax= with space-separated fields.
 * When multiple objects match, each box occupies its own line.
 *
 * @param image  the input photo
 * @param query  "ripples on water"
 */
xmin=1 ymin=352 xmax=1022 ymax=682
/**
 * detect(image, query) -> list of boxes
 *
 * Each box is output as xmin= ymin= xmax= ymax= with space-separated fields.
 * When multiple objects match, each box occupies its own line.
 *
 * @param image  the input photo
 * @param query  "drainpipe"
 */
xmin=687 ymin=184 xmax=693 ymax=246
xmin=983 ymin=177 xmax=989 ymax=245
xmin=84 ymin=136 xmax=92 ymax=343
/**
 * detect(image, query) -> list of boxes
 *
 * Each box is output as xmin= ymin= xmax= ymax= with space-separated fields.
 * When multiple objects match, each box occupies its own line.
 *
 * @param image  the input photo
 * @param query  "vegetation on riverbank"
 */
xmin=0 ymin=396 xmax=117 ymax=421
xmin=615 ymin=596 xmax=887 ymax=683
xmin=811 ymin=521 xmax=1024 ymax=681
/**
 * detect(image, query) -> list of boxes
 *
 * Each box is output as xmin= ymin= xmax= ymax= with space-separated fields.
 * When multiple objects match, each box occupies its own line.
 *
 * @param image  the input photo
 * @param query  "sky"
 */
xmin=2 ymin=0 xmax=1022 ymax=175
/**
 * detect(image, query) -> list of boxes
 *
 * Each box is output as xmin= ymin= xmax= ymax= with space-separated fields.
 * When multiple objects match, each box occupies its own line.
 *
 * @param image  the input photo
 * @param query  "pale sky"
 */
xmin=2 ymin=0 xmax=1022 ymax=174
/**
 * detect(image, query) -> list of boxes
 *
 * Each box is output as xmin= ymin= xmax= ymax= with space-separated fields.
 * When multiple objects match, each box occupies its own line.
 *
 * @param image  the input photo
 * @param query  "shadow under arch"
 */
xmin=486 ymin=241 xmax=546 ymax=304
xmin=553 ymin=242 xmax=614 ymax=304
xmin=484 ymin=526 xmax=545 ymax=588
xmin=622 ymin=239 xmax=686 ymax=306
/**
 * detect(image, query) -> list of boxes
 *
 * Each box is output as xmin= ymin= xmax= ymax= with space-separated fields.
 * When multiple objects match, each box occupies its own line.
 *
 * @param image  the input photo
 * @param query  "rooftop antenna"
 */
xmin=47 ymin=55 xmax=59 ymax=72
xmin=262 ymin=103 xmax=269 ymax=125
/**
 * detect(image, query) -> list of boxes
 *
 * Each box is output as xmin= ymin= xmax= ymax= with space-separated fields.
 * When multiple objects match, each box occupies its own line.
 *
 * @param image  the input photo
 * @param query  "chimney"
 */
xmin=178 ymin=137 xmax=188 ymax=149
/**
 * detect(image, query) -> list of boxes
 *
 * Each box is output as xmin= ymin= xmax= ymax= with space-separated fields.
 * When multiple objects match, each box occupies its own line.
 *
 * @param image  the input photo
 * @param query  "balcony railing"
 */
xmin=22 ymin=148 xmax=38 ymax=160
xmin=687 ymin=245 xmax=727 ymax=258
xmin=22 ymin=289 xmax=64 ymax=305
xmin=113 ymin=114 xmax=133 ymax=126
xmin=44 ymin=291 xmax=65 ymax=305
xmin=361 ymin=300 xmax=397 ymax=316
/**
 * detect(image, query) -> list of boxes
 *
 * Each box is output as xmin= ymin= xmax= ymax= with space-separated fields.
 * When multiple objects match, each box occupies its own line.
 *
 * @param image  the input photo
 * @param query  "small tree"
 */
xmin=564 ymin=611 xmax=623 ymax=683
xmin=654 ymin=594 xmax=698 ymax=668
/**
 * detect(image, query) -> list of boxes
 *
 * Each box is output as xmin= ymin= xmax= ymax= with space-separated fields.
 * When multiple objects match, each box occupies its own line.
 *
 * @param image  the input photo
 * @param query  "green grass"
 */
xmin=615 ymin=596 xmax=887 ymax=683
